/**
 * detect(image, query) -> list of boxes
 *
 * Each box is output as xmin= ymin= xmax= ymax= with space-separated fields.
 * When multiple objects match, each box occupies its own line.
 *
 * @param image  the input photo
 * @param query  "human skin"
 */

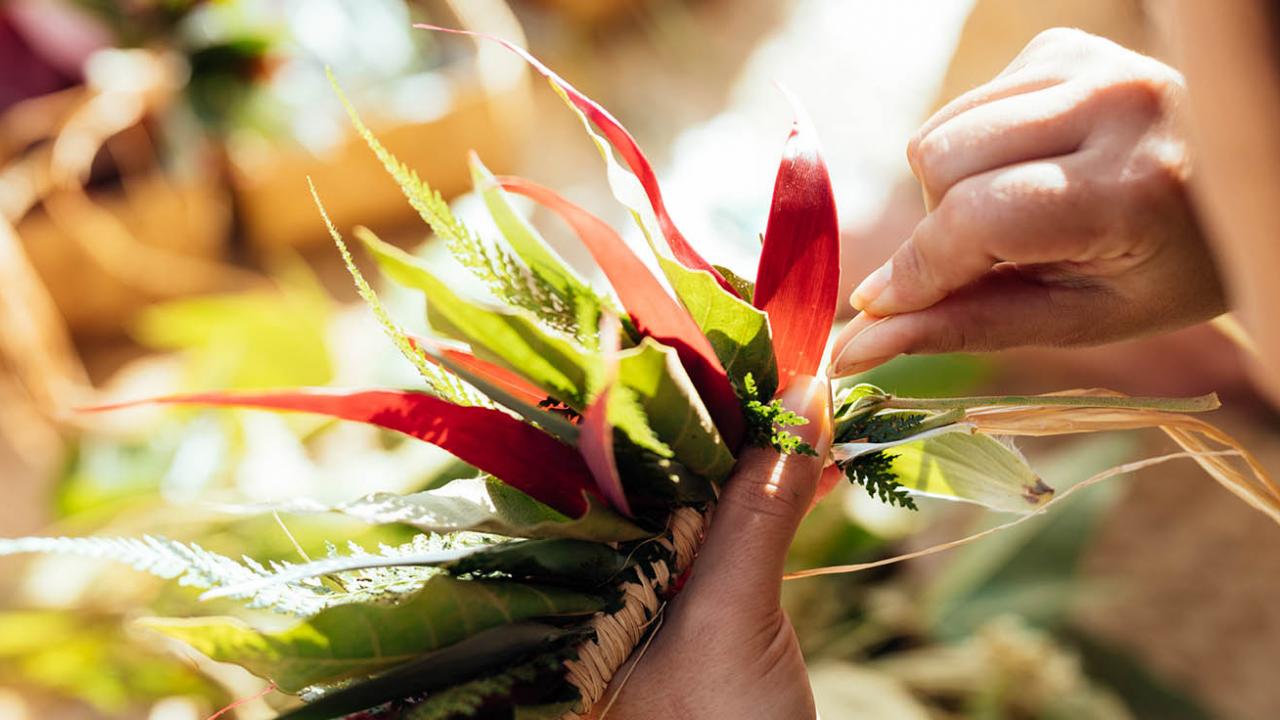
xmin=600 ymin=10 xmax=1280 ymax=716
xmin=1165 ymin=0 xmax=1280 ymax=406
xmin=829 ymin=27 xmax=1226 ymax=379
xmin=590 ymin=375 xmax=830 ymax=720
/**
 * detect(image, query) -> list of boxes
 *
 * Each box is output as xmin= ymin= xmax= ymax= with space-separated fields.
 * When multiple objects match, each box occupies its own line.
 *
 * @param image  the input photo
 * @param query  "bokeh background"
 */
xmin=1 ymin=1 xmax=1278 ymax=718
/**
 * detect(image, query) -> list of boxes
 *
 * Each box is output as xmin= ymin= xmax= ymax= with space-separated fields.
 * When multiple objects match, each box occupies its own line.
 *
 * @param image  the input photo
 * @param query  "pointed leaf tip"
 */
xmin=498 ymin=175 xmax=745 ymax=447
xmin=754 ymin=94 xmax=840 ymax=388
xmin=413 ymin=23 xmax=738 ymax=297
xmin=87 ymin=389 xmax=597 ymax=517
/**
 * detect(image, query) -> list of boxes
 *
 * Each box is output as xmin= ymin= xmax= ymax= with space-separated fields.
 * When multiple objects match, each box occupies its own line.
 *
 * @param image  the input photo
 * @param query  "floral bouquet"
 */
xmin=3 ymin=27 xmax=1278 ymax=720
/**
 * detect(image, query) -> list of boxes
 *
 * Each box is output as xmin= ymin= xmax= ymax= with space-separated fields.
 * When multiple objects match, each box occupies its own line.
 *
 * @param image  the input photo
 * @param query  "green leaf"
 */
xmin=276 ymin=624 xmax=582 ymax=720
xmin=402 ymin=648 xmax=574 ymax=719
xmin=332 ymin=73 xmax=582 ymax=337
xmin=470 ymin=155 xmax=598 ymax=314
xmin=617 ymin=338 xmax=735 ymax=482
xmin=205 ymin=538 xmax=631 ymax=600
xmin=657 ymin=255 xmax=778 ymax=399
xmin=713 ymin=264 xmax=755 ymax=304
xmin=265 ymin=476 xmax=653 ymax=543
xmin=141 ymin=575 xmax=604 ymax=692
xmin=923 ymin=435 xmax=1135 ymax=638
xmin=886 ymin=430 xmax=1054 ymax=514
xmin=312 ymin=181 xmax=486 ymax=405
xmin=359 ymin=229 xmax=594 ymax=407
xmin=451 ymin=538 xmax=631 ymax=588
xmin=515 ymin=701 xmax=582 ymax=719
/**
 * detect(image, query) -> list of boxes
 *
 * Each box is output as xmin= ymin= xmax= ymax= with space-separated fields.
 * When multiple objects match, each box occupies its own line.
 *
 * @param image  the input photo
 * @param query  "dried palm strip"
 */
xmin=787 ymin=388 xmax=1280 ymax=580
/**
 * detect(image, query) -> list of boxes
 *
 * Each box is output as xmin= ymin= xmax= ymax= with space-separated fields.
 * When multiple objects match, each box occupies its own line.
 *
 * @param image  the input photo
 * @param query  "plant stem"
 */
xmin=881 ymin=392 xmax=1220 ymax=413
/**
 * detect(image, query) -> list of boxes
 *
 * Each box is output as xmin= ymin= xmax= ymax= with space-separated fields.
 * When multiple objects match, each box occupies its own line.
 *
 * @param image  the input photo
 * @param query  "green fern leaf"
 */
xmin=330 ymin=72 xmax=586 ymax=338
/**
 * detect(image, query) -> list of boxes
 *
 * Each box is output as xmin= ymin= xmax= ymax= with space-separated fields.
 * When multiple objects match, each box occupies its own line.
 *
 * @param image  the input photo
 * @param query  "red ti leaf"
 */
xmin=414 ymin=23 xmax=738 ymax=298
xmin=579 ymin=313 xmax=632 ymax=516
xmin=754 ymin=95 xmax=841 ymax=389
xmin=498 ymin=175 xmax=745 ymax=448
xmin=86 ymin=389 xmax=596 ymax=516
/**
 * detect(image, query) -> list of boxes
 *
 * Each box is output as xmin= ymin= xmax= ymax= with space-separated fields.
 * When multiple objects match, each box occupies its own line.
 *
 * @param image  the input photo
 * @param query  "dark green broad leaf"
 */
xmin=265 ymin=476 xmax=653 ymax=543
xmin=401 ymin=648 xmax=577 ymax=720
xmin=360 ymin=230 xmax=594 ymax=408
xmin=618 ymin=338 xmax=734 ymax=483
xmin=203 ymin=538 xmax=632 ymax=600
xmin=451 ymin=538 xmax=631 ymax=588
xmin=141 ymin=575 xmax=604 ymax=693
xmin=657 ymin=256 xmax=778 ymax=399
xmin=276 ymin=623 xmax=584 ymax=720
xmin=613 ymin=437 xmax=716 ymax=508
xmin=515 ymin=701 xmax=582 ymax=719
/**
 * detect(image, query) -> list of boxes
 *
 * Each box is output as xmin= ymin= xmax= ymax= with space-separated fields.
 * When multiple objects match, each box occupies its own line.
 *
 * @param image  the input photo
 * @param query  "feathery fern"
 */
xmin=330 ymin=74 xmax=591 ymax=340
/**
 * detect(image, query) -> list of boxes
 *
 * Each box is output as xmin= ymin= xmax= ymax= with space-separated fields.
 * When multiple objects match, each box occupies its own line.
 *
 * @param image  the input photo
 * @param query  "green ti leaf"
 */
xmin=402 ymin=649 xmax=575 ymax=720
xmin=658 ymin=255 xmax=779 ymax=400
xmin=248 ymin=475 xmax=652 ymax=543
xmin=141 ymin=575 xmax=604 ymax=693
xmin=471 ymin=154 xmax=603 ymax=346
xmin=277 ymin=624 xmax=583 ymax=720
xmin=331 ymin=72 xmax=584 ymax=339
xmin=358 ymin=228 xmax=594 ymax=408
xmin=618 ymin=338 xmax=734 ymax=482
xmin=202 ymin=537 xmax=630 ymax=600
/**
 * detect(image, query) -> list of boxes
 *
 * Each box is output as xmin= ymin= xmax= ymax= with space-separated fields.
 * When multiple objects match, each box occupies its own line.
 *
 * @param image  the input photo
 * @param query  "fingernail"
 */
xmin=831 ymin=319 xmax=898 ymax=377
xmin=779 ymin=374 xmax=831 ymax=452
xmin=850 ymin=260 xmax=892 ymax=311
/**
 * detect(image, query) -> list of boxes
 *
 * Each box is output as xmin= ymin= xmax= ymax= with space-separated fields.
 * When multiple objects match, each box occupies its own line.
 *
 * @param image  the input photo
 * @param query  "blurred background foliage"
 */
xmin=1 ymin=1 xmax=1278 ymax=719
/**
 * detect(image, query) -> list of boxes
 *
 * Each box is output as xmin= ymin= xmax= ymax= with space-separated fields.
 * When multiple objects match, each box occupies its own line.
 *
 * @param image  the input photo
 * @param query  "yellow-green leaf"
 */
xmin=888 ymin=431 xmax=1054 ymax=514
xmin=618 ymin=338 xmax=734 ymax=482
xmin=359 ymin=229 xmax=593 ymax=407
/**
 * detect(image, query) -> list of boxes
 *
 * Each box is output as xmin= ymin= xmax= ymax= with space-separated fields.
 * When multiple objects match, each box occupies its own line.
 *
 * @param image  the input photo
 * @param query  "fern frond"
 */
xmin=0 ymin=535 xmax=334 ymax=615
xmin=309 ymin=180 xmax=488 ymax=407
xmin=842 ymin=451 xmax=918 ymax=510
xmin=329 ymin=73 xmax=586 ymax=339
xmin=0 ymin=533 xmax=478 ymax=615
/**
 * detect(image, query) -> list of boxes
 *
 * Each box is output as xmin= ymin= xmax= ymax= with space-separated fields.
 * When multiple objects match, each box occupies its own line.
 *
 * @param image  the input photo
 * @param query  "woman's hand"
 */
xmin=594 ymin=376 xmax=831 ymax=719
xmin=831 ymin=28 xmax=1225 ymax=377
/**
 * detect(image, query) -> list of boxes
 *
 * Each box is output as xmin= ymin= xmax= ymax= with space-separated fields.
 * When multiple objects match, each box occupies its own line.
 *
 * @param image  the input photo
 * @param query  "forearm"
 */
xmin=1168 ymin=0 xmax=1280 ymax=404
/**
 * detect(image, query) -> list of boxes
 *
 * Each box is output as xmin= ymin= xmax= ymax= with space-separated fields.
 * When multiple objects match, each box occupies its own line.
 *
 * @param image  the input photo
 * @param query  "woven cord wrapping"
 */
xmin=559 ymin=506 xmax=707 ymax=718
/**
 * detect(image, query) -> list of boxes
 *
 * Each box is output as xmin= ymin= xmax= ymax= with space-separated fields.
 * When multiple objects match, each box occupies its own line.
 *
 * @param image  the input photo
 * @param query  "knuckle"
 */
xmin=1027 ymin=27 xmax=1091 ymax=54
xmin=721 ymin=477 xmax=809 ymax=523
xmin=911 ymin=133 xmax=946 ymax=194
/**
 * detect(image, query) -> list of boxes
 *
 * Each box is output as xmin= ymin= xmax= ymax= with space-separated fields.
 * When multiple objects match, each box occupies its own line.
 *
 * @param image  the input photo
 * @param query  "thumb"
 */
xmin=690 ymin=375 xmax=831 ymax=611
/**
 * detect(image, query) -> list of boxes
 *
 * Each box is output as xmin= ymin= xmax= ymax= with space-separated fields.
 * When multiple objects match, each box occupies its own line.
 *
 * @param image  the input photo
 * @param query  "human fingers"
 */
xmin=851 ymin=155 xmax=1101 ymax=317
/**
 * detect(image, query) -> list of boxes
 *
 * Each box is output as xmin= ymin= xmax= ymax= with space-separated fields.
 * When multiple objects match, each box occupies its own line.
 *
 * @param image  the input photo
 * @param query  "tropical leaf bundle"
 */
xmin=5 ymin=27 xmax=1280 ymax=719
